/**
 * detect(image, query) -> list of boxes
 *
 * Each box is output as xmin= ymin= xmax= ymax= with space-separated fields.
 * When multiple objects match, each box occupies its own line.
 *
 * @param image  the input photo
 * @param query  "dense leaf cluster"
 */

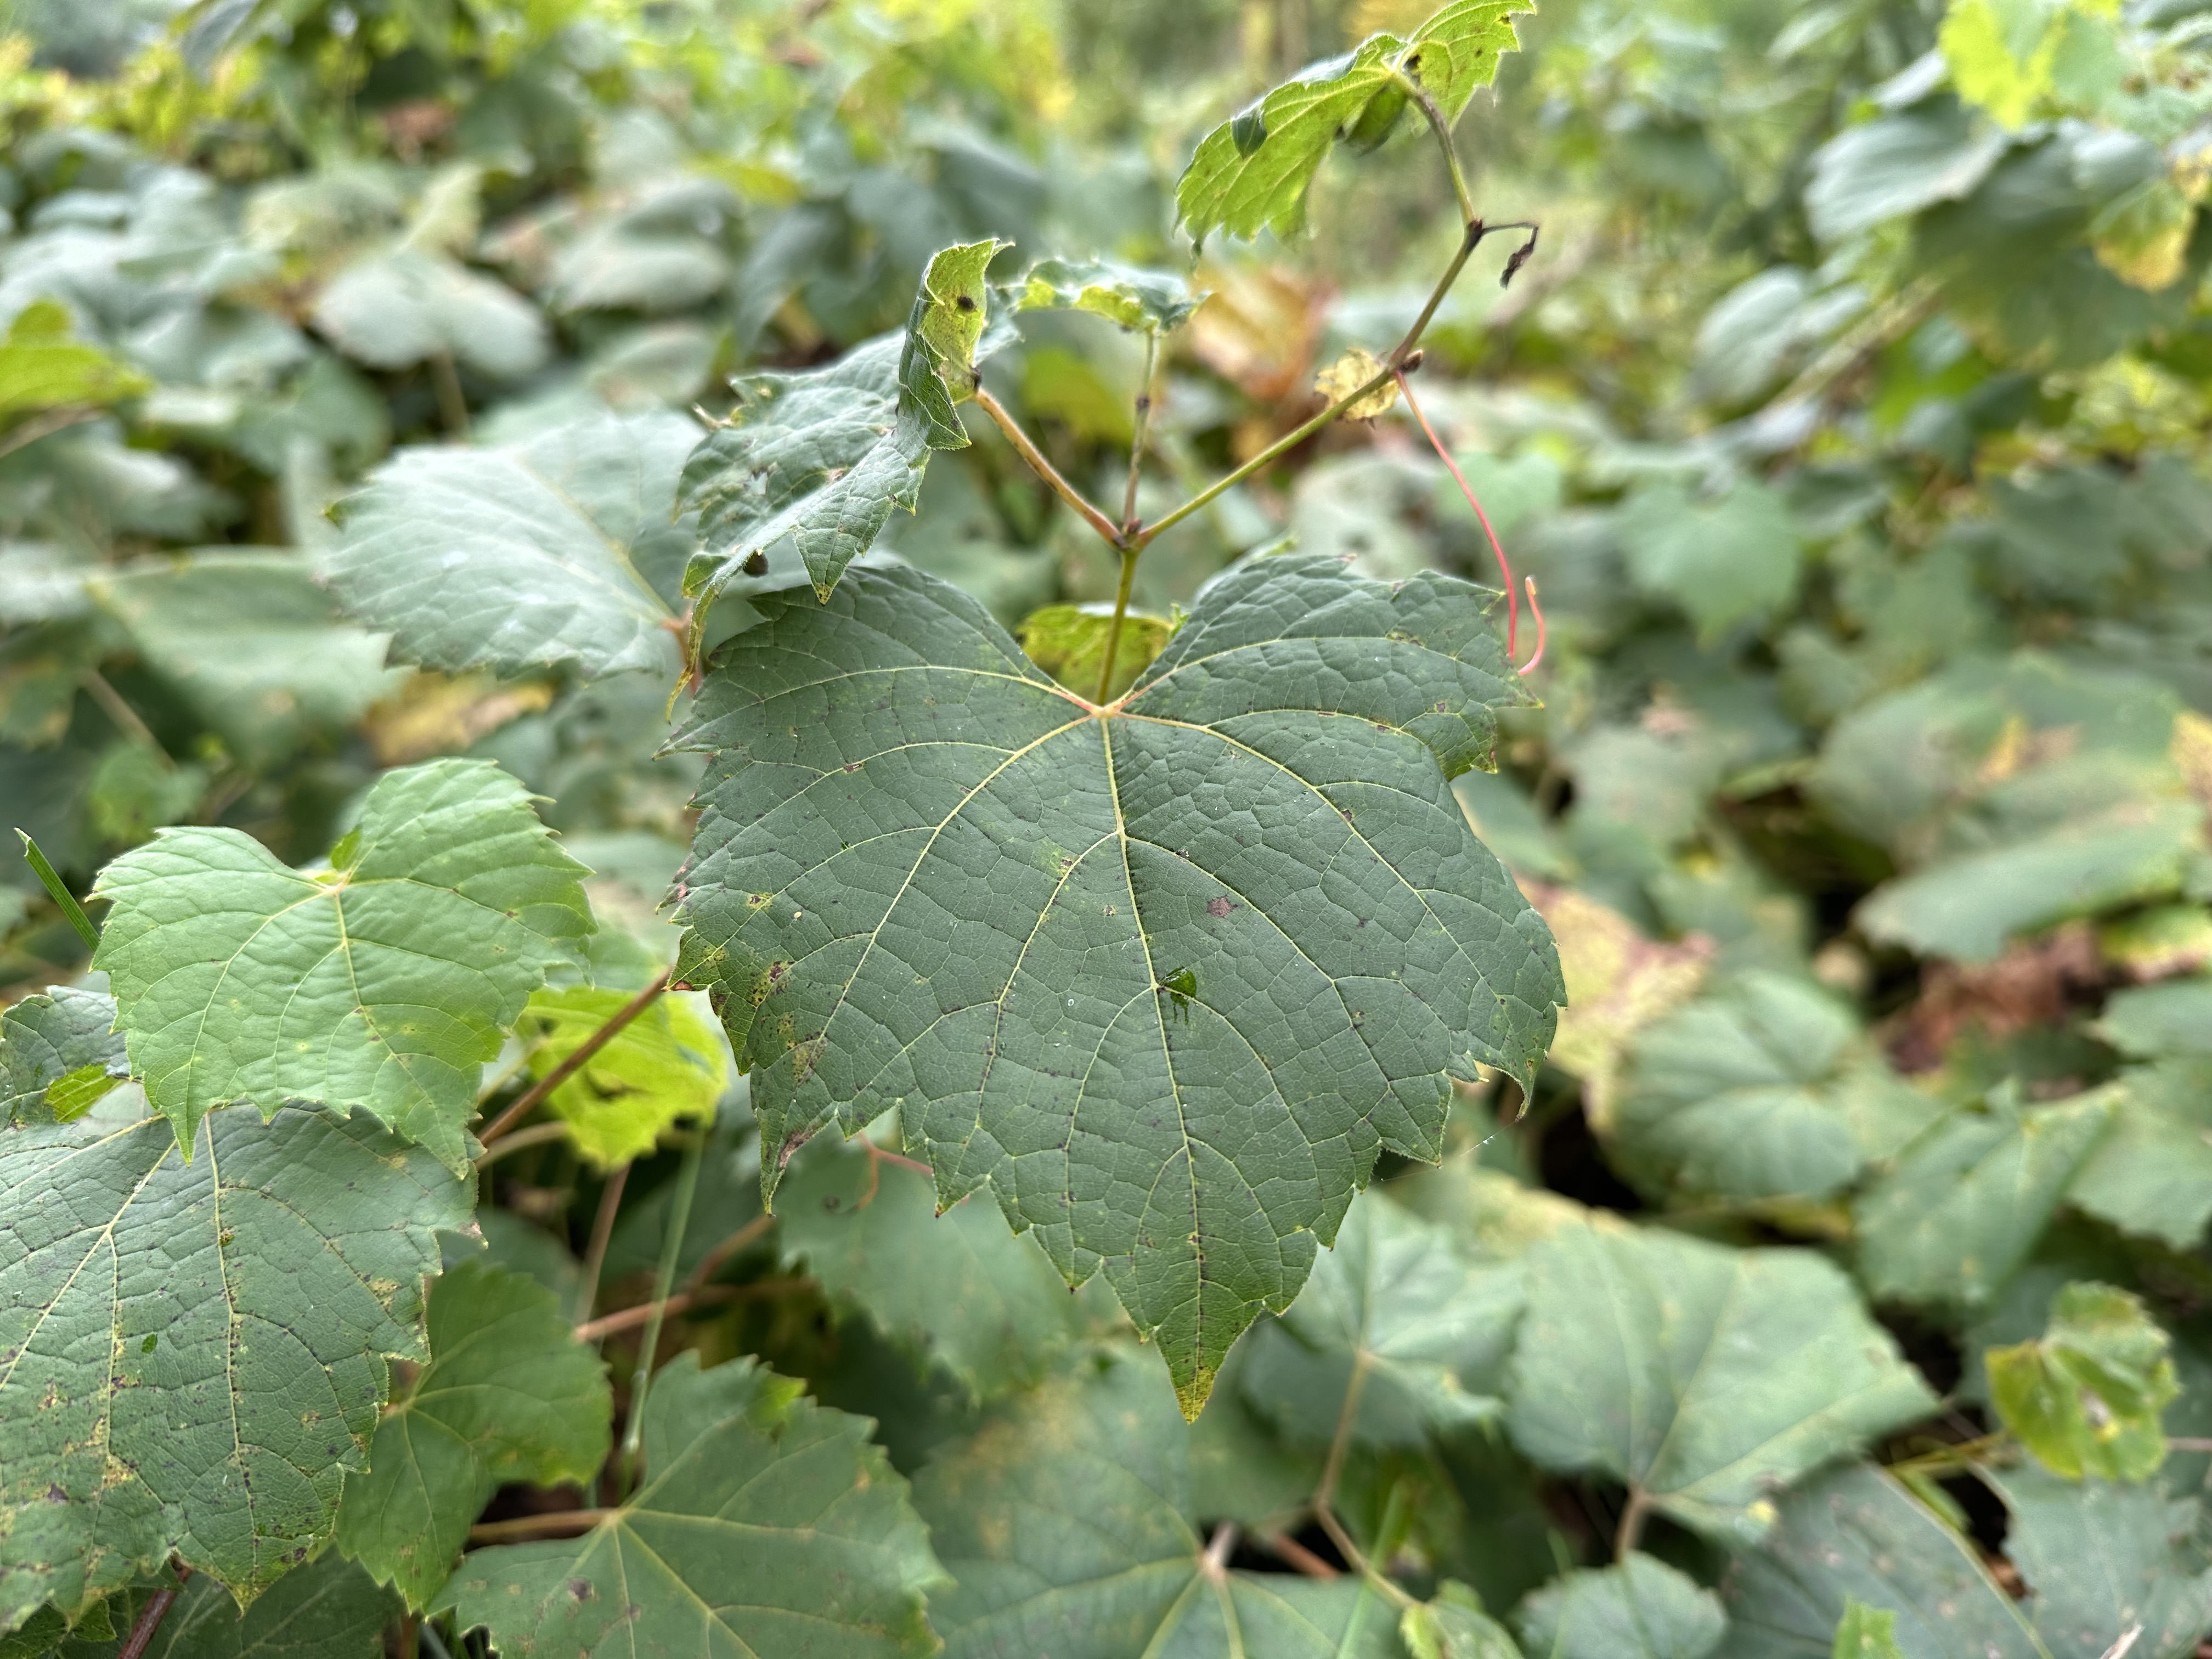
xmin=3 ymin=0 xmax=2212 ymax=1654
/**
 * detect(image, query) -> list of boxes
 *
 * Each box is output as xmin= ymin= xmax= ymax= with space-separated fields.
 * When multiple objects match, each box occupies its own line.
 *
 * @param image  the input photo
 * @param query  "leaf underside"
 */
xmin=671 ymin=552 xmax=1562 ymax=1412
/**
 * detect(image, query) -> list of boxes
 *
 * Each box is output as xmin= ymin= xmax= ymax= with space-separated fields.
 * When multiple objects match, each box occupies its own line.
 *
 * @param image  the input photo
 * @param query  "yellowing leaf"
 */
xmin=1985 ymin=1280 xmax=2178 ymax=1482
xmin=1015 ymin=602 xmax=1175 ymax=701
xmin=2092 ymin=176 xmax=2197 ymax=292
xmin=1314 ymin=346 xmax=1400 ymax=418
xmin=520 ymin=985 xmax=729 ymax=1169
xmin=1939 ymin=0 xmax=2119 ymax=128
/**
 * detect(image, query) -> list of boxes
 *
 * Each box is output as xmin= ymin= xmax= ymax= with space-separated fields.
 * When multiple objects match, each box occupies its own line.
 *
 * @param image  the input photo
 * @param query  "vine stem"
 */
xmin=466 ymin=1509 xmax=614 ymax=1545
xmin=119 ymin=1564 xmax=190 ymax=1659
xmin=574 ymin=1283 xmax=740 ymax=1340
xmin=476 ymin=971 xmax=672 ymax=1151
xmin=1615 ymin=1488 xmax=1650 ymax=1561
xmin=1122 ymin=331 xmax=1161 ymax=534
xmin=1095 ymin=546 xmax=1140 ymax=704
xmin=1395 ymin=365 xmax=1517 ymax=657
xmin=618 ymin=1124 xmax=706 ymax=1490
xmin=573 ymin=1163 xmax=630 ymax=1325
xmin=1307 ymin=1350 xmax=1416 ymax=1612
xmin=971 ymin=386 xmax=1125 ymax=548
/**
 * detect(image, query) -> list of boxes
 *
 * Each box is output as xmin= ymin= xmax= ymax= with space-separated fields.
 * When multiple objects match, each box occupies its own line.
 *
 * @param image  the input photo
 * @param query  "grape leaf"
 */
xmin=517 ymin=985 xmax=729 ymax=1170
xmin=1831 ymin=1601 xmax=1904 ymax=1659
xmin=313 ymin=250 xmax=549 ymax=379
xmin=71 ymin=1553 xmax=399 ymax=1659
xmin=1990 ymin=1465 xmax=2212 ymax=1659
xmin=1513 ymin=1555 xmax=1725 ymax=1659
xmin=676 ymin=336 xmax=931 ymax=610
xmin=1008 ymin=257 xmax=1207 ymax=333
xmin=1714 ymin=1464 xmax=2035 ymax=1659
xmin=1015 ymin=602 xmax=1177 ymax=703
xmin=2097 ymin=978 xmax=2212 ymax=1060
xmin=912 ymin=1344 xmax=1402 ymax=1659
xmin=898 ymin=239 xmax=1008 ymax=449
xmin=0 ymin=1098 xmax=470 ymax=1626
xmin=1 ymin=985 xmax=129 ymax=1125
xmin=1238 ymin=1188 xmax=1522 ymax=1447
xmin=1985 ymin=1282 xmax=2178 ymax=1483
xmin=91 ymin=551 xmax=404 ymax=769
xmin=1503 ymin=1224 xmax=1937 ymax=1541
xmin=438 ymin=1354 xmax=941 ymax=1659
xmin=1853 ymin=1090 xmax=2116 ymax=1311
xmin=1403 ymin=1583 xmax=1522 ymax=1659
xmin=335 ymin=1260 xmax=610 ymax=1609
xmin=776 ymin=1132 xmax=1090 ymax=1400
xmin=1610 ymin=972 xmax=1943 ymax=1206
xmin=1623 ymin=480 xmax=1804 ymax=645
xmin=322 ymin=411 xmax=699 ymax=682
xmin=669 ymin=554 xmax=1563 ymax=1412
xmin=2066 ymin=1062 xmax=2212 ymax=1249
xmin=0 ymin=300 xmax=150 ymax=417
xmin=1177 ymin=4 xmax=1531 ymax=245
xmin=1804 ymin=101 xmax=2008 ymax=244
xmin=91 ymin=758 xmax=593 ymax=1169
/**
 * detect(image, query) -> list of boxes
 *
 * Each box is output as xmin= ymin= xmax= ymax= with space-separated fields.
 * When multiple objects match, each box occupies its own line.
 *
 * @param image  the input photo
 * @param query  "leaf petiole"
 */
xmin=971 ymin=385 xmax=1126 ymax=549
xmin=16 ymin=830 xmax=99 ymax=950
xmin=476 ymin=970 xmax=673 ymax=1151
xmin=619 ymin=1123 xmax=706 ymax=1491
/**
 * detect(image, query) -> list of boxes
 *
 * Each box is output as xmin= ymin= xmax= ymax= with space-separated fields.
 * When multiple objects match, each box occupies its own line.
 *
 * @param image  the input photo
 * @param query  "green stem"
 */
xmin=1094 ymin=545 xmax=1141 ymax=704
xmin=1396 ymin=73 xmax=1477 ymax=227
xmin=620 ymin=1126 xmax=706 ymax=1489
xmin=1122 ymin=331 xmax=1160 ymax=533
xmin=972 ymin=386 xmax=1126 ymax=549
xmin=16 ymin=831 xmax=98 ymax=950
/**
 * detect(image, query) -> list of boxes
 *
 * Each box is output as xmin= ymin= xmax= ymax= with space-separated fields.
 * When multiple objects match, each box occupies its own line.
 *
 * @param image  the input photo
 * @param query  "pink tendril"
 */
xmin=1518 ymin=577 xmax=1544 ymax=675
xmin=1395 ymin=366 xmax=1521 ymax=663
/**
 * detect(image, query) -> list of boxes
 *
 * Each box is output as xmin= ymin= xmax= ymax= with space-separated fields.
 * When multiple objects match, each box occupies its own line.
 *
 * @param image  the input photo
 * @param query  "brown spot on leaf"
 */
xmin=1206 ymin=896 xmax=1232 ymax=919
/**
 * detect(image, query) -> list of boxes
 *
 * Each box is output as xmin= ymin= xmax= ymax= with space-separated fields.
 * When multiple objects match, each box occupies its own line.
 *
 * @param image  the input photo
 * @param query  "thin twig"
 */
xmin=2098 ymin=1625 xmax=2143 ymax=1659
xmin=1519 ymin=577 xmax=1545 ymax=675
xmin=680 ymin=1212 xmax=775 ymax=1296
xmin=466 ymin=1508 xmax=614 ymax=1546
xmin=1200 ymin=1521 xmax=1239 ymax=1582
xmin=573 ymin=1163 xmax=630 ymax=1326
xmin=1615 ymin=1489 xmax=1650 ymax=1561
xmin=971 ymin=386 xmax=1126 ymax=549
xmin=1095 ymin=547 xmax=1141 ymax=704
xmin=0 ymin=405 xmax=100 ymax=463
xmin=574 ymin=1283 xmax=740 ymax=1341
xmin=430 ymin=351 xmax=471 ymax=438
xmin=619 ymin=1126 xmax=707 ymax=1489
xmin=471 ymin=1120 xmax=568 ymax=1168
xmin=82 ymin=670 xmax=170 ymax=760
xmin=1396 ymin=365 xmax=1517 ymax=658
xmin=1263 ymin=1533 xmax=1340 ymax=1579
xmin=119 ymin=1565 xmax=190 ymax=1659
xmin=1122 ymin=332 xmax=1161 ymax=534
xmin=477 ymin=972 xmax=672 ymax=1150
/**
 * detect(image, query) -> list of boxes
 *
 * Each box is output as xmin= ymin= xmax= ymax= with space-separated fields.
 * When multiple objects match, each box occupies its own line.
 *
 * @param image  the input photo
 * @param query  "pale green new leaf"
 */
xmin=0 ymin=1099 xmax=470 ymax=1626
xmin=676 ymin=336 xmax=930 ymax=608
xmin=670 ymin=554 xmax=1563 ymax=1412
xmin=1713 ymin=1465 xmax=2034 ymax=1659
xmin=323 ymin=411 xmax=698 ymax=682
xmin=1 ymin=984 xmax=128 ymax=1125
xmin=92 ymin=551 xmax=404 ymax=769
xmin=335 ymin=1260 xmax=610 ymax=1609
xmin=1986 ymin=1281 xmax=2178 ymax=1483
xmin=1513 ymin=1555 xmax=1725 ymax=1659
xmin=1853 ymin=1091 xmax=2115 ymax=1311
xmin=1238 ymin=1188 xmax=1522 ymax=1447
xmin=439 ymin=1355 xmax=941 ymax=1659
xmin=517 ymin=985 xmax=728 ymax=1170
xmin=92 ymin=758 xmax=593 ymax=1167
xmin=898 ymin=239 xmax=1008 ymax=448
xmin=1504 ymin=1224 xmax=1936 ymax=1541
xmin=1611 ymin=972 xmax=1943 ymax=1205
xmin=1016 ymin=602 xmax=1176 ymax=703
xmin=1831 ymin=1601 xmax=1904 ymax=1659
xmin=1009 ymin=257 xmax=1206 ymax=333
xmin=913 ymin=1344 xmax=1402 ymax=1659
xmin=1177 ymin=3 xmax=1530 ymax=245
xmin=776 ymin=1132 xmax=1089 ymax=1400
xmin=0 ymin=301 xmax=151 ymax=417
xmin=1991 ymin=1465 xmax=2212 ymax=1659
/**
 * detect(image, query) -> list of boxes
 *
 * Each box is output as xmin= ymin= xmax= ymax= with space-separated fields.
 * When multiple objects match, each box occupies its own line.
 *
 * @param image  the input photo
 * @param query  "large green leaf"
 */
xmin=1713 ymin=1464 xmax=2035 ymax=1659
xmin=1853 ymin=1091 xmax=2115 ymax=1311
xmin=1804 ymin=101 xmax=2008 ymax=244
xmin=1513 ymin=1555 xmax=1725 ymax=1659
xmin=670 ymin=554 xmax=1563 ymax=1411
xmin=1610 ymin=973 xmax=1942 ymax=1206
xmin=1990 ymin=1466 xmax=2212 ymax=1659
xmin=439 ymin=1355 xmax=941 ymax=1659
xmin=776 ymin=1132 xmax=1090 ymax=1400
xmin=2064 ymin=1061 xmax=2212 ymax=1249
xmin=335 ymin=1260 xmax=610 ymax=1609
xmin=92 ymin=551 xmax=404 ymax=769
xmin=1237 ymin=1188 xmax=1521 ymax=1447
xmin=322 ymin=411 xmax=699 ymax=682
xmin=0 ymin=1097 xmax=470 ymax=1626
xmin=1623 ymin=480 xmax=1804 ymax=645
xmin=912 ymin=1344 xmax=1401 ymax=1659
xmin=91 ymin=758 xmax=593 ymax=1167
xmin=1503 ymin=1224 xmax=1936 ymax=1542
xmin=1177 ymin=3 xmax=1531 ymax=245
xmin=1 ymin=985 xmax=129 ymax=1125
xmin=676 ymin=336 xmax=930 ymax=610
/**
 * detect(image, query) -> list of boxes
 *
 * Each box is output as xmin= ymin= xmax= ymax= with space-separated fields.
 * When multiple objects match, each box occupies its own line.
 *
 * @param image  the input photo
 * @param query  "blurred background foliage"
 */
xmin=8 ymin=0 xmax=2212 ymax=1641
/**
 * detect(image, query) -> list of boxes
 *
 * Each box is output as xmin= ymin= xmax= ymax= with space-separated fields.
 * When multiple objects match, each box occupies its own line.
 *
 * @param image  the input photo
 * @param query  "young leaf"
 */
xmin=670 ymin=555 xmax=1564 ymax=1412
xmin=438 ymin=1355 xmax=942 ymax=1659
xmin=91 ymin=758 xmax=592 ymax=1167
xmin=776 ymin=1133 xmax=1090 ymax=1400
xmin=676 ymin=336 xmax=932 ymax=610
xmin=1853 ymin=1090 xmax=2116 ymax=1311
xmin=1985 ymin=1281 xmax=2178 ymax=1483
xmin=88 ymin=1551 xmax=399 ymax=1659
xmin=1611 ymin=972 xmax=1942 ymax=1205
xmin=1714 ymin=1465 xmax=2033 ymax=1659
xmin=1504 ymin=1224 xmax=1936 ymax=1542
xmin=900 ymin=239 xmax=1010 ymax=449
xmin=517 ymin=985 xmax=729 ymax=1170
xmin=0 ymin=300 xmax=151 ymax=417
xmin=913 ymin=1344 xmax=1401 ymax=1658
xmin=1831 ymin=1601 xmax=1904 ymax=1659
xmin=1238 ymin=1188 xmax=1522 ymax=1447
xmin=322 ymin=411 xmax=699 ymax=682
xmin=1 ymin=984 xmax=129 ymax=1125
xmin=1177 ymin=4 xmax=1531 ymax=245
xmin=1009 ymin=256 xmax=1207 ymax=333
xmin=1513 ymin=1555 xmax=1726 ymax=1659
xmin=0 ymin=1099 xmax=470 ymax=1626
xmin=1990 ymin=1465 xmax=2212 ymax=1659
xmin=335 ymin=1259 xmax=611 ymax=1609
